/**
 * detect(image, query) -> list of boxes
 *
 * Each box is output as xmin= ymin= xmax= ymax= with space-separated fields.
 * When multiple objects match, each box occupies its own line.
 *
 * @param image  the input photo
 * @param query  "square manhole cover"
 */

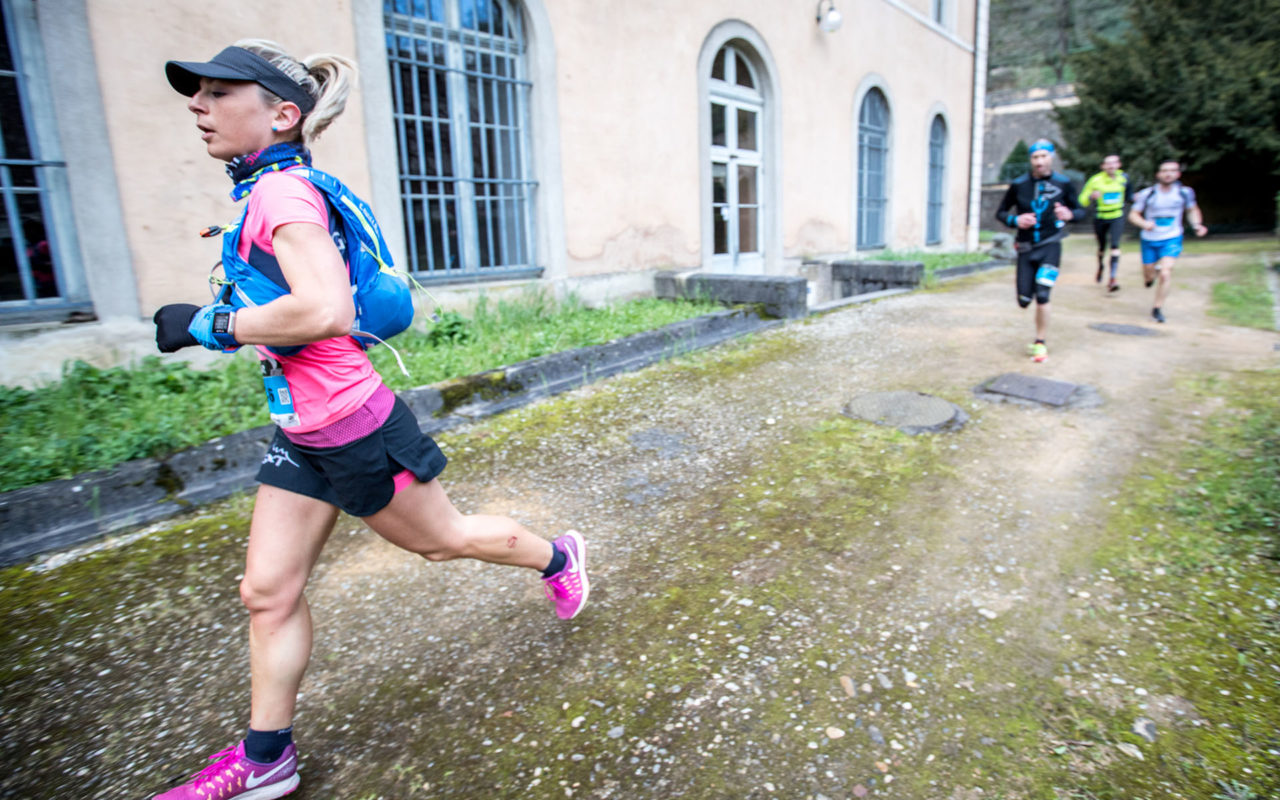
xmin=983 ymin=373 xmax=1079 ymax=406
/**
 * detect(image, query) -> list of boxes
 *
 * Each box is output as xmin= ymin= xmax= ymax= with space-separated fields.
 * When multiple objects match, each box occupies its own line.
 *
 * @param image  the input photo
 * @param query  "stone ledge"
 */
xmin=0 ymin=307 xmax=777 ymax=566
xmin=933 ymin=259 xmax=1012 ymax=282
xmin=654 ymin=271 xmax=808 ymax=319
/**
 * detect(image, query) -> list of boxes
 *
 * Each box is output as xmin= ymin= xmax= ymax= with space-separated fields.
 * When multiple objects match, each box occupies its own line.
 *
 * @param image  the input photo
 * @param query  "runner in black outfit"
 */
xmin=994 ymin=139 xmax=1085 ymax=363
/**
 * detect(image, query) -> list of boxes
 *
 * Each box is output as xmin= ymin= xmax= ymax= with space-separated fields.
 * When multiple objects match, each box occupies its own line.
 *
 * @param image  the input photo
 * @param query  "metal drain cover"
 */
xmin=1089 ymin=322 xmax=1161 ymax=336
xmin=842 ymin=391 xmax=968 ymax=434
xmin=980 ymin=373 xmax=1079 ymax=406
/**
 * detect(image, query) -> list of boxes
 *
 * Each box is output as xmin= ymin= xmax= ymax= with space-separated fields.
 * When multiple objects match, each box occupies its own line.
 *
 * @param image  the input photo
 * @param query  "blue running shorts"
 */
xmin=1140 ymin=236 xmax=1182 ymax=265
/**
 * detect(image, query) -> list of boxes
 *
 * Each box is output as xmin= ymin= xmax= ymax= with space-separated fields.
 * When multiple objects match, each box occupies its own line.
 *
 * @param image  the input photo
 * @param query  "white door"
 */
xmin=709 ymin=46 xmax=764 ymax=273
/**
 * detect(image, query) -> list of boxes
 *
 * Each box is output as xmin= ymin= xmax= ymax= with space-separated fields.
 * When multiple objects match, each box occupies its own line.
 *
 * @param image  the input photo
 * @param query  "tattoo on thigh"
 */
xmin=507 ymin=536 xmax=518 ymax=549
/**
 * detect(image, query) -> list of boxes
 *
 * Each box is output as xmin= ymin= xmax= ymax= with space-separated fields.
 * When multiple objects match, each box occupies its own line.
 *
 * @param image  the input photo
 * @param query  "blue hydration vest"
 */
xmin=215 ymin=166 xmax=413 ymax=357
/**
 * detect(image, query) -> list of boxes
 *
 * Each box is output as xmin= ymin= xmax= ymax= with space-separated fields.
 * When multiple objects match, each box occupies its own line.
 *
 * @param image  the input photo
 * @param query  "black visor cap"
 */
xmin=165 ymin=46 xmax=316 ymax=113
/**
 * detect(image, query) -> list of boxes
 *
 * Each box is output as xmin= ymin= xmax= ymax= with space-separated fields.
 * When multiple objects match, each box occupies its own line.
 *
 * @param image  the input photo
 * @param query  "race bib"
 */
xmin=1103 ymin=192 xmax=1121 ymax=204
xmin=1035 ymin=266 xmax=1059 ymax=287
xmin=1154 ymin=216 xmax=1176 ymax=227
xmin=261 ymin=357 xmax=301 ymax=429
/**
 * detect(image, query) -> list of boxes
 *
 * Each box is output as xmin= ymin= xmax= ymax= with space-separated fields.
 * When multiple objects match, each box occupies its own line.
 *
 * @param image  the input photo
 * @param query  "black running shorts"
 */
xmin=1015 ymin=242 xmax=1061 ymax=307
xmin=256 ymin=396 xmax=448 ymax=517
xmin=1093 ymin=216 xmax=1124 ymax=250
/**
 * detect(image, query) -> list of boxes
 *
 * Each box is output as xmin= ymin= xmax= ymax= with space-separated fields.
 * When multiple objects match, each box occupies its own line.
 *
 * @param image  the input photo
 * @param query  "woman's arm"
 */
xmin=232 ymin=222 xmax=355 ymax=346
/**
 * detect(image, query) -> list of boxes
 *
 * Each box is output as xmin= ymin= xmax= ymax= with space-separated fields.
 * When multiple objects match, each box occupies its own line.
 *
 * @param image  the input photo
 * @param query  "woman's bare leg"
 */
xmin=363 ymin=478 xmax=554 ymax=569
xmin=241 ymin=484 xmax=338 ymax=730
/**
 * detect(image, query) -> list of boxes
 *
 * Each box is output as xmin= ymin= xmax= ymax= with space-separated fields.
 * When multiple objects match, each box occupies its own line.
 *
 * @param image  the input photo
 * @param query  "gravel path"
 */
xmin=1 ymin=241 xmax=1276 ymax=799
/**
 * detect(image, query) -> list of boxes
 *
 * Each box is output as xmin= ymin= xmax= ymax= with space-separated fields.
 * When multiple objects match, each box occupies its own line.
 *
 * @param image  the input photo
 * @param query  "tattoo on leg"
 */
xmin=507 ymin=536 xmax=518 ymax=549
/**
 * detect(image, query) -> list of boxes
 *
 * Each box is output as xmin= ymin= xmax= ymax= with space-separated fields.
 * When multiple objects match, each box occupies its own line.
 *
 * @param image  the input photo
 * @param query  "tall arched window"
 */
xmin=1 ymin=0 xmax=85 ymax=316
xmin=385 ymin=0 xmax=536 ymax=280
xmin=927 ymin=115 xmax=947 ymax=245
xmin=708 ymin=42 xmax=764 ymax=272
xmin=857 ymin=88 xmax=890 ymax=250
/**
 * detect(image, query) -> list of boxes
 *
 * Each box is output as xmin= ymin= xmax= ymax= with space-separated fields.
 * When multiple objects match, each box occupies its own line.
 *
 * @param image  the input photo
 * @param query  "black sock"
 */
xmin=541 ymin=543 xmax=567 ymax=578
xmin=1035 ymin=338 xmax=1045 ymax=344
xmin=244 ymin=726 xmax=293 ymax=764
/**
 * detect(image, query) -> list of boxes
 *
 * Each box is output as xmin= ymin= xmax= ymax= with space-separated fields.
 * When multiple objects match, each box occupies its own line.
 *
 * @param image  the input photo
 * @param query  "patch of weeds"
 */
xmin=0 ymin=293 xmax=721 ymax=494
xmin=1209 ymin=256 xmax=1277 ymax=330
xmin=873 ymin=249 xmax=996 ymax=278
xmin=0 ymin=355 xmax=267 ymax=493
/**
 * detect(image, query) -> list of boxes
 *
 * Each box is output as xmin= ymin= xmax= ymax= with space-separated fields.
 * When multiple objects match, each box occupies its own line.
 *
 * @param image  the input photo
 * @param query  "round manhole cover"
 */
xmin=842 ymin=391 xmax=968 ymax=434
xmin=1089 ymin=322 xmax=1161 ymax=336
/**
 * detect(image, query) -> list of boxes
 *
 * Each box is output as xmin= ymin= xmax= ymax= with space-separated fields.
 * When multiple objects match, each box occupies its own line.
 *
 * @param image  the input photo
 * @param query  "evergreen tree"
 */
xmin=1056 ymin=0 xmax=1280 ymax=184
xmin=999 ymin=140 xmax=1031 ymax=181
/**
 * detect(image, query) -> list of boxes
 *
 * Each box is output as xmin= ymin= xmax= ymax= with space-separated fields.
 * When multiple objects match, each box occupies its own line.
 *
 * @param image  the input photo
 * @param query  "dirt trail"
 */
xmin=1 ymin=240 xmax=1276 ymax=800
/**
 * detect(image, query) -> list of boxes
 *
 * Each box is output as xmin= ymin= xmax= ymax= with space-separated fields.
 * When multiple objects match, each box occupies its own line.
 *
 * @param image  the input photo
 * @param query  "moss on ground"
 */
xmin=888 ymin=369 xmax=1280 ymax=800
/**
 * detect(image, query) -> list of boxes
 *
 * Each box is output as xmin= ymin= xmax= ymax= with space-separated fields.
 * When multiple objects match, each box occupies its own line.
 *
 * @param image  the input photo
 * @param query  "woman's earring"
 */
xmin=271 ymin=126 xmax=279 ymax=132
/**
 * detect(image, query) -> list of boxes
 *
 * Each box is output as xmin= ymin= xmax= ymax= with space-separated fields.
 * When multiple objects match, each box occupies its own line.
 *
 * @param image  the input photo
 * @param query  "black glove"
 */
xmin=153 ymin=303 xmax=201 ymax=353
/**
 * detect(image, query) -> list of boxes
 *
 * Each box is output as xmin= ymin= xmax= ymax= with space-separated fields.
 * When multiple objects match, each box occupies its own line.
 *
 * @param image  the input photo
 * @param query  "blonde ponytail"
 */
xmin=234 ymin=38 xmax=356 ymax=145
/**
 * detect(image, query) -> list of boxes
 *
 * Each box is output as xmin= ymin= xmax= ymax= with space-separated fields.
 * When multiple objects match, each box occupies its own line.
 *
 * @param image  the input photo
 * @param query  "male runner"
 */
xmin=1127 ymin=159 xmax=1207 ymax=323
xmin=1078 ymin=154 xmax=1131 ymax=291
xmin=994 ymin=139 xmax=1084 ymax=362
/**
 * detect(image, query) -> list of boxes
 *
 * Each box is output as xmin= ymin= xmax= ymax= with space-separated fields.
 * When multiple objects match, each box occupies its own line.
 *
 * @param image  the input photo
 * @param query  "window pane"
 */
xmin=0 ymin=2 xmax=12 ymax=73
xmin=737 ymin=207 xmax=758 ymax=253
xmin=737 ymin=164 xmax=757 ymax=205
xmin=710 ymin=103 xmax=726 ymax=147
xmin=1 ymin=74 xmax=33 ymax=161
xmin=734 ymin=53 xmax=754 ymax=88
xmin=712 ymin=162 xmax=727 ymax=204
xmin=0 ymin=201 xmax=23 ymax=301
xmin=711 ymin=47 xmax=726 ymax=81
xmin=712 ymin=162 xmax=728 ymax=254
xmin=736 ymin=108 xmax=757 ymax=151
xmin=18 ymin=194 xmax=56 ymax=297
xmin=461 ymin=0 xmax=492 ymax=30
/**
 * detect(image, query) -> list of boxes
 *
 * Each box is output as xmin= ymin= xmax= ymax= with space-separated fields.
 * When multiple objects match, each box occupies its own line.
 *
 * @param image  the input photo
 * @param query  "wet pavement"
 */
xmin=2 ymin=246 xmax=1277 ymax=799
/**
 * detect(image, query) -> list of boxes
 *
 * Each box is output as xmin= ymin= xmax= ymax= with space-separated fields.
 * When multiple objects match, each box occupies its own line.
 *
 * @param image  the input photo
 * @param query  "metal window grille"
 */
xmin=927 ymin=115 xmax=947 ymax=245
xmin=384 ymin=0 xmax=538 ymax=281
xmin=0 ymin=0 xmax=70 ymax=309
xmin=857 ymin=89 xmax=890 ymax=250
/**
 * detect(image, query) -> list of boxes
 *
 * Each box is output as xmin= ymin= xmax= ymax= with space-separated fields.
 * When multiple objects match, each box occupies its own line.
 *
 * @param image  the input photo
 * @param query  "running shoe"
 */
xmin=1108 ymin=279 xmax=1120 ymax=293
xmin=1027 ymin=341 xmax=1048 ymax=363
xmin=543 ymin=531 xmax=589 ymax=620
xmin=1152 ymin=307 xmax=1166 ymax=323
xmin=153 ymin=741 xmax=298 ymax=800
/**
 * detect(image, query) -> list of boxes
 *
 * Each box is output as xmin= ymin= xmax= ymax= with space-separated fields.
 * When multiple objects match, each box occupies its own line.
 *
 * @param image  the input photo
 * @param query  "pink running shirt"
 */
xmin=238 ymin=170 xmax=384 ymax=434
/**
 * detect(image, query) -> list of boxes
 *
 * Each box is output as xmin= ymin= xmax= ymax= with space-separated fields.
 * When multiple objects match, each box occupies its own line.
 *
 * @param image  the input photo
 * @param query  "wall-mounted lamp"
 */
xmin=816 ymin=0 xmax=843 ymax=33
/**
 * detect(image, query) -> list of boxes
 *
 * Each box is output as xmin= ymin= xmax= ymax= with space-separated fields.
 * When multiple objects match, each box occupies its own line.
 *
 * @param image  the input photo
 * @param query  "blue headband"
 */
xmin=1029 ymin=140 xmax=1055 ymax=155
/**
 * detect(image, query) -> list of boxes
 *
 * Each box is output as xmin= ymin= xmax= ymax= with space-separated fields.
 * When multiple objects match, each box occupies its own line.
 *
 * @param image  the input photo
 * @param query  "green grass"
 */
xmin=0 ymin=292 xmax=720 ymax=493
xmin=1209 ymin=256 xmax=1278 ymax=330
xmin=871 ymin=248 xmax=996 ymax=276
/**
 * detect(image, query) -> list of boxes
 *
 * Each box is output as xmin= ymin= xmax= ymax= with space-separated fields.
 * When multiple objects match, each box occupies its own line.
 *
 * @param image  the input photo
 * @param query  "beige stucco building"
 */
xmin=1 ymin=0 xmax=988 ymax=326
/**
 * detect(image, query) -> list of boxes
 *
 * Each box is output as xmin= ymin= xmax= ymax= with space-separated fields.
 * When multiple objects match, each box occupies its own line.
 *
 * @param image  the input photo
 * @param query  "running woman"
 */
xmin=1077 ymin=153 xmax=1131 ymax=292
xmin=1127 ymin=159 xmax=1207 ymax=323
xmin=149 ymin=41 xmax=589 ymax=800
xmin=994 ymin=139 xmax=1085 ymax=362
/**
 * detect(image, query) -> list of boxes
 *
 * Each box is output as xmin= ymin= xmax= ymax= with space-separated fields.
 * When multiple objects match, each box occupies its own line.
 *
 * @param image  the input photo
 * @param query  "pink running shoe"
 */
xmin=543 ymin=531 xmax=589 ymax=619
xmin=153 ymin=741 xmax=298 ymax=800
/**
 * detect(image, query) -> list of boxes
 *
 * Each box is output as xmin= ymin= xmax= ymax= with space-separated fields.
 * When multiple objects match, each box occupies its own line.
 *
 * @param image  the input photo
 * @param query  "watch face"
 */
xmin=213 ymin=312 xmax=231 ymax=334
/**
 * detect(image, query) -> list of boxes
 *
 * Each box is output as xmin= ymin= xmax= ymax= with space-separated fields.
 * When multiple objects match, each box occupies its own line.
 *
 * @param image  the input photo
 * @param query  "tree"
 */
xmin=999 ymin=140 xmax=1031 ymax=181
xmin=988 ymin=0 xmax=1130 ymax=86
xmin=1056 ymin=0 xmax=1280 ymax=184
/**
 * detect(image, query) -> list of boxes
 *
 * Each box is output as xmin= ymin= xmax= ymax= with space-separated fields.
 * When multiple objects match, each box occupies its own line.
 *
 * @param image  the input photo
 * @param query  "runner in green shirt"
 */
xmin=1078 ymin=154 xmax=1132 ymax=292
